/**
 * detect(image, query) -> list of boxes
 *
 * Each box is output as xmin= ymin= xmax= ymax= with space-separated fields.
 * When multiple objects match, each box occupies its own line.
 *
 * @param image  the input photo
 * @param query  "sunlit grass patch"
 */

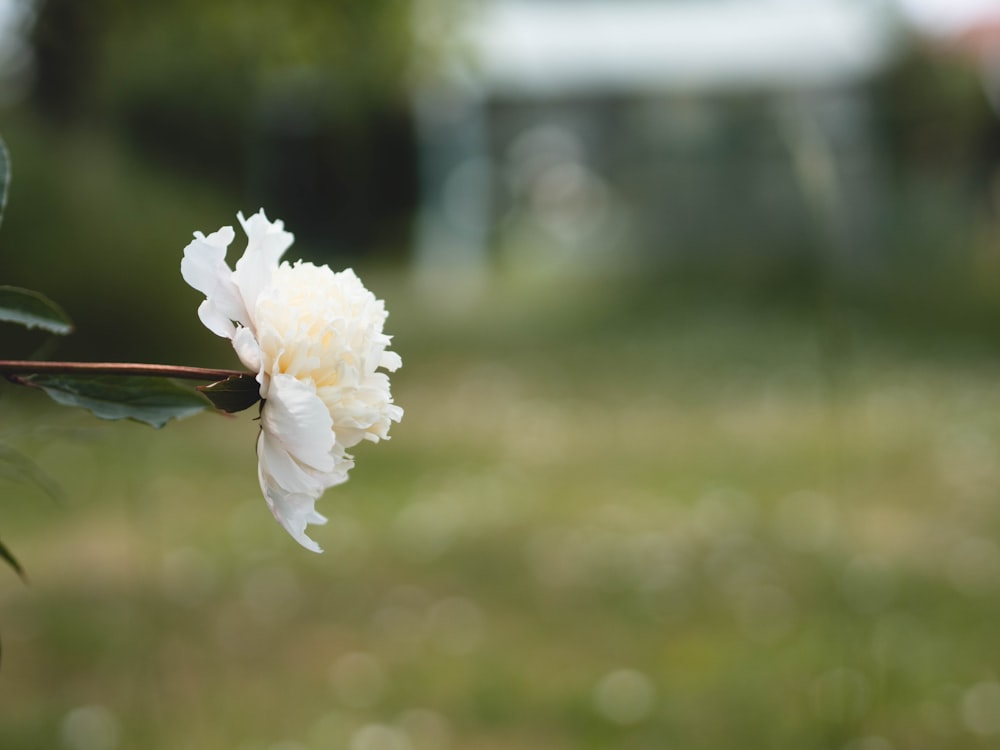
xmin=2 ymin=275 xmax=1000 ymax=748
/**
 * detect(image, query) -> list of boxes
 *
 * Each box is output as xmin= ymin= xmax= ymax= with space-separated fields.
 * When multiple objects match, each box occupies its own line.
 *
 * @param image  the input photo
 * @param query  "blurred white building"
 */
xmin=412 ymin=0 xmax=905 ymax=278
xmin=895 ymin=0 xmax=1000 ymax=40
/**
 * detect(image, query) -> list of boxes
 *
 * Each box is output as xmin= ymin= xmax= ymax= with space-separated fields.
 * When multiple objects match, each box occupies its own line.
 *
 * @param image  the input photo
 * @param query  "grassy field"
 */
xmin=1 ymin=274 xmax=1000 ymax=750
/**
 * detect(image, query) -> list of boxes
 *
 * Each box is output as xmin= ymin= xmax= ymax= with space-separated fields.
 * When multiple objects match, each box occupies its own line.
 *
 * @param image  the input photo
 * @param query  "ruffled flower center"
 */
xmin=254 ymin=262 xmax=400 ymax=448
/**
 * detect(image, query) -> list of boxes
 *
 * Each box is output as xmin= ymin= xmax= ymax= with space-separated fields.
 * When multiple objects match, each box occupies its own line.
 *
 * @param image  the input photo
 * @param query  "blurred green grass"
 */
xmin=2 ymin=269 xmax=1000 ymax=749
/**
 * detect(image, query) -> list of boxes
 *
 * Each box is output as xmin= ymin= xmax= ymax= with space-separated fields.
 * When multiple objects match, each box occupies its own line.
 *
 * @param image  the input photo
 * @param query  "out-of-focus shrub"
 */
xmin=30 ymin=0 xmax=419 ymax=259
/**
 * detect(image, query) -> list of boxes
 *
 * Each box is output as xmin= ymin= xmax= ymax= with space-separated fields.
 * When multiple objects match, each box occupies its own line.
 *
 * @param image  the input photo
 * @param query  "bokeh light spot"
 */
xmin=593 ymin=669 xmax=657 ymax=725
xmin=60 ymin=705 xmax=120 ymax=750
xmin=960 ymin=681 xmax=1000 ymax=736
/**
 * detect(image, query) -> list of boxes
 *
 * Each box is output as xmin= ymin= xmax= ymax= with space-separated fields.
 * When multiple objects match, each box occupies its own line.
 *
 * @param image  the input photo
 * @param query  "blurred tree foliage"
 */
xmin=30 ymin=0 xmax=420 ymax=258
xmin=867 ymin=47 xmax=1000 ymax=333
xmin=878 ymin=47 xmax=997 ymax=199
xmin=19 ymin=1 xmax=1000 ymax=347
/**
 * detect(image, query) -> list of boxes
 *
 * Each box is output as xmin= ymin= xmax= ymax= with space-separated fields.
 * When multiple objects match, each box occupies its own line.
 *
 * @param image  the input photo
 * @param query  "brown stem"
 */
xmin=0 ymin=360 xmax=250 ymax=381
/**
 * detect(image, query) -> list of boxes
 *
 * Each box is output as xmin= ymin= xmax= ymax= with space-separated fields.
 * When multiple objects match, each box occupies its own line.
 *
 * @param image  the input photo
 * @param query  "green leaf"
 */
xmin=0 ymin=134 xmax=9 ymax=232
xmin=0 ymin=442 xmax=63 ymax=502
xmin=23 ymin=374 xmax=209 ymax=428
xmin=0 ymin=285 xmax=73 ymax=335
xmin=0 ymin=538 xmax=25 ymax=582
xmin=197 ymin=374 xmax=261 ymax=413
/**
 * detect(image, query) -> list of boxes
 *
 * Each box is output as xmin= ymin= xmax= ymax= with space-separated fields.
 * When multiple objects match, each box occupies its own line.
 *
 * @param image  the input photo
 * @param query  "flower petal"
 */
xmin=380 ymin=350 xmax=403 ymax=372
xmin=262 ymin=374 xmax=337 ymax=474
xmin=232 ymin=325 xmax=263 ymax=382
xmin=257 ymin=456 xmax=328 ymax=553
xmin=181 ymin=226 xmax=246 ymax=338
xmin=234 ymin=209 xmax=294 ymax=328
xmin=258 ymin=426 xmax=326 ymax=497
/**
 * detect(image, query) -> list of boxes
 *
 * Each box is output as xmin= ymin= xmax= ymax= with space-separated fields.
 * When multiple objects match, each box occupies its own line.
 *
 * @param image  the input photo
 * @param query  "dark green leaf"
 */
xmin=0 ymin=134 xmax=9 ymax=232
xmin=0 ymin=286 xmax=73 ymax=335
xmin=197 ymin=374 xmax=261 ymax=413
xmin=23 ymin=374 xmax=209 ymax=428
xmin=0 ymin=538 xmax=26 ymax=582
xmin=0 ymin=442 xmax=63 ymax=502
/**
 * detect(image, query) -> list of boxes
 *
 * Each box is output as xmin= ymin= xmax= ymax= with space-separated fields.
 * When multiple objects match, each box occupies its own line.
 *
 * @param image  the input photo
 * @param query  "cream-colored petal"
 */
xmin=232 ymin=326 xmax=263 ymax=377
xmin=262 ymin=375 xmax=336 ymax=474
xmin=195 ymin=299 xmax=235 ymax=339
xmin=258 ymin=425 xmax=327 ymax=496
xmin=257 ymin=453 xmax=327 ymax=553
xmin=181 ymin=226 xmax=247 ymax=338
xmin=234 ymin=209 xmax=293 ymax=328
xmin=380 ymin=351 xmax=402 ymax=372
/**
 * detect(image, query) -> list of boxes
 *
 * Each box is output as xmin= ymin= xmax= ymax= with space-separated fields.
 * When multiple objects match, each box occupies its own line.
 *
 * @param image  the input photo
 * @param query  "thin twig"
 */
xmin=0 ymin=360 xmax=249 ymax=381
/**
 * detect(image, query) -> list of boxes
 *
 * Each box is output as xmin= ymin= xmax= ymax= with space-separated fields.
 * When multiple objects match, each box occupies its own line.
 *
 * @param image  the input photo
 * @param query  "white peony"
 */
xmin=181 ymin=209 xmax=402 ymax=552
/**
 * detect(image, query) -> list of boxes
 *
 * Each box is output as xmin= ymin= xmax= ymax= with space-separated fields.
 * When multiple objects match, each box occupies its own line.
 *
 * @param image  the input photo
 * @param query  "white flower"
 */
xmin=181 ymin=209 xmax=402 ymax=552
